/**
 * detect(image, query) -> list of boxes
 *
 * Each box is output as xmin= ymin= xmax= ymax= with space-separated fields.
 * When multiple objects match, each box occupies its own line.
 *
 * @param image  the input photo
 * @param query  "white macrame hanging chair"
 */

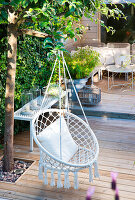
xmin=32 ymin=51 xmax=99 ymax=189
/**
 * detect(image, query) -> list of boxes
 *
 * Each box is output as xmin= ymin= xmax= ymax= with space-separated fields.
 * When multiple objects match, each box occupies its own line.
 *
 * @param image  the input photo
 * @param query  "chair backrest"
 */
xmin=32 ymin=109 xmax=99 ymax=165
xmin=107 ymin=43 xmax=131 ymax=56
xmin=131 ymin=43 xmax=135 ymax=63
xmin=34 ymin=109 xmax=94 ymax=145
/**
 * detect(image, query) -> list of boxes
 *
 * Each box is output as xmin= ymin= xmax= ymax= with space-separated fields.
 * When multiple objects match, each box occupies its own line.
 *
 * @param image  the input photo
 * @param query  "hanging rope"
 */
xmin=58 ymin=51 xmax=62 ymax=160
xmin=61 ymin=51 xmax=69 ymax=111
xmin=40 ymin=50 xmax=89 ymax=125
xmin=61 ymin=53 xmax=89 ymax=126
xmin=40 ymin=57 xmax=58 ymax=110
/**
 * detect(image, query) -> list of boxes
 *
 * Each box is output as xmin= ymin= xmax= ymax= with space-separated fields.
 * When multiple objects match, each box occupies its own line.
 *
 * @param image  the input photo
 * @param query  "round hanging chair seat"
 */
xmin=32 ymin=108 xmax=99 ymax=172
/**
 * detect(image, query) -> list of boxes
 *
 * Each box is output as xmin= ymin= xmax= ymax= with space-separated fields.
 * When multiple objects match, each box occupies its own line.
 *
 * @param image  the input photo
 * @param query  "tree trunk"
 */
xmin=3 ymin=9 xmax=18 ymax=172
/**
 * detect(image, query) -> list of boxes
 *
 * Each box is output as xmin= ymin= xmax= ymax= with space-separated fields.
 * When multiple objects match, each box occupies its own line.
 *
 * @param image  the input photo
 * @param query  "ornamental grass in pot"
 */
xmin=65 ymin=46 xmax=100 ymax=101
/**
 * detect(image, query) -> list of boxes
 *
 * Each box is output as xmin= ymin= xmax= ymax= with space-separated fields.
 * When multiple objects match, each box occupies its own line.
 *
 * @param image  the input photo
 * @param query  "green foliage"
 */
xmin=15 ymin=35 xmax=52 ymax=110
xmin=16 ymin=35 xmax=51 ymax=90
xmin=107 ymin=4 xmax=135 ymax=43
xmin=0 ymin=37 xmax=7 ymax=139
xmin=0 ymin=0 xmax=128 ymax=41
xmin=0 ymin=35 xmax=52 ymax=138
xmin=65 ymin=47 xmax=100 ymax=79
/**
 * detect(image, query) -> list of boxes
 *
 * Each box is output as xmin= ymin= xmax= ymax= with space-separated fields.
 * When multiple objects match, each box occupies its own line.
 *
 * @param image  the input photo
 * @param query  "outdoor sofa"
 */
xmin=71 ymin=43 xmax=134 ymax=84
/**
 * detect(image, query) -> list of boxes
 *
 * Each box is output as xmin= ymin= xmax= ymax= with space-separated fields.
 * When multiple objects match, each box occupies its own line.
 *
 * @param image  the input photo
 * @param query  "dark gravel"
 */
xmin=0 ymin=160 xmax=32 ymax=183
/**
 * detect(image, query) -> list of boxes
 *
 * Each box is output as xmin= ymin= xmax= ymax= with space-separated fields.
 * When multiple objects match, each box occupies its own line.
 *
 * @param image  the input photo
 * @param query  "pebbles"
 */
xmin=0 ymin=160 xmax=32 ymax=183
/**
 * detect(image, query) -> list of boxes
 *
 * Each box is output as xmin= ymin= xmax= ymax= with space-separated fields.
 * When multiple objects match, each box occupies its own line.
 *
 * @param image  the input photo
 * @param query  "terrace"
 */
xmin=0 ymin=114 xmax=135 ymax=200
xmin=1 ymin=41 xmax=135 ymax=200
xmin=1 ymin=1 xmax=135 ymax=200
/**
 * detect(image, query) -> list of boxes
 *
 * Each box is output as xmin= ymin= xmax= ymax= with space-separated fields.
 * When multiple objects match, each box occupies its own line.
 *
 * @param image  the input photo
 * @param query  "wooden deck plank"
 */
xmin=0 ymin=116 xmax=135 ymax=199
xmin=0 ymin=188 xmax=55 ymax=200
xmin=71 ymin=92 xmax=135 ymax=119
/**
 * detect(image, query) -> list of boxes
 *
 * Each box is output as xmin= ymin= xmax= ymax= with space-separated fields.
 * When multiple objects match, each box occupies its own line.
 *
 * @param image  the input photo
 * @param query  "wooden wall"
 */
xmin=65 ymin=13 xmax=101 ymax=51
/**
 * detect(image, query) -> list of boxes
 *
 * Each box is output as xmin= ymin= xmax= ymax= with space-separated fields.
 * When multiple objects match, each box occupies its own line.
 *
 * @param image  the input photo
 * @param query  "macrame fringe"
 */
xmin=44 ymin=167 xmax=48 ymax=185
xmin=94 ymin=161 xmax=99 ymax=178
xmin=38 ymin=163 xmax=43 ymax=180
xmin=89 ymin=165 xmax=93 ymax=182
xmin=64 ymin=171 xmax=70 ymax=189
xmin=50 ymin=170 xmax=55 ymax=187
xmin=57 ymin=171 xmax=63 ymax=188
xmin=74 ymin=171 xmax=79 ymax=189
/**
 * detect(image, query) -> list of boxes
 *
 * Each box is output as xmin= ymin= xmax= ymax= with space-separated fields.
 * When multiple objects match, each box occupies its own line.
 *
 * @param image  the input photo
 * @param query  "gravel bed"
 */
xmin=0 ymin=160 xmax=32 ymax=183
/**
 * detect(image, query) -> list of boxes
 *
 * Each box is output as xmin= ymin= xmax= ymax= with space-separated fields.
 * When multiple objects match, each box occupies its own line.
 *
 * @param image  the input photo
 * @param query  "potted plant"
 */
xmin=65 ymin=46 xmax=100 ymax=101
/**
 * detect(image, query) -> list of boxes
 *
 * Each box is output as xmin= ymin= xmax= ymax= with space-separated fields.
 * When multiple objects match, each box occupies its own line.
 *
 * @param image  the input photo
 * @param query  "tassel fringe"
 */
xmin=38 ymin=164 xmax=43 ymax=180
xmin=94 ymin=161 xmax=99 ymax=178
xmin=44 ymin=167 xmax=48 ymax=185
xmin=74 ymin=171 xmax=79 ymax=189
xmin=50 ymin=170 xmax=55 ymax=187
xmin=89 ymin=165 xmax=93 ymax=182
xmin=38 ymin=162 xmax=98 ymax=189
xmin=64 ymin=171 xmax=70 ymax=189
xmin=57 ymin=171 xmax=63 ymax=188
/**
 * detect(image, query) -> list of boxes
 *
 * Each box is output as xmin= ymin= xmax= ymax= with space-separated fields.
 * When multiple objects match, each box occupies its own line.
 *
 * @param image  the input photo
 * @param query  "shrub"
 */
xmin=65 ymin=47 xmax=100 ymax=79
xmin=0 ymin=37 xmax=7 ymax=140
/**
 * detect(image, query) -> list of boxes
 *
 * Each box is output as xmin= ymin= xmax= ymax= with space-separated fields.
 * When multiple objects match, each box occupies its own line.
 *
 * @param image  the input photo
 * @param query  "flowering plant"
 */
xmin=86 ymin=171 xmax=119 ymax=200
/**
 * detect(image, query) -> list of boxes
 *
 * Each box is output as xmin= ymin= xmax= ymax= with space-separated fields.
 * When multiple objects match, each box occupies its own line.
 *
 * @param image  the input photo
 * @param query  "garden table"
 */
xmin=106 ymin=64 xmax=135 ymax=90
xmin=14 ymin=94 xmax=66 ymax=152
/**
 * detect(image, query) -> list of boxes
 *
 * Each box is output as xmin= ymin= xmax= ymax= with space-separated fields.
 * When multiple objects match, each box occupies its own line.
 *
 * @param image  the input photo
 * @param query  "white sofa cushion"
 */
xmin=37 ymin=117 xmax=78 ymax=162
xmin=92 ymin=47 xmax=105 ymax=64
xmin=92 ymin=47 xmax=114 ymax=65
xmin=115 ymin=55 xmax=131 ymax=66
xmin=112 ymin=47 xmax=130 ymax=57
xmin=102 ymin=48 xmax=115 ymax=65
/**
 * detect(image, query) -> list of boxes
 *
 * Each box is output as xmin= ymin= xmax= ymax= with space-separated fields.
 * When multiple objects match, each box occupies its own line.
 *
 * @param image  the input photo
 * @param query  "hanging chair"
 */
xmin=32 ymin=51 xmax=99 ymax=189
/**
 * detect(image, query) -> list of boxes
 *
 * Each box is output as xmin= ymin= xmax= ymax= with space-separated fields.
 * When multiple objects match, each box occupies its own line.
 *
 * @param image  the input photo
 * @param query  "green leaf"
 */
xmin=65 ymin=11 xmax=71 ymax=18
xmin=34 ymin=0 xmax=38 ymax=3
xmin=40 ymin=22 xmax=49 ymax=27
xmin=29 ymin=8 xmax=33 ymax=12
xmin=69 ymin=6 xmax=75 ymax=12
xmin=44 ymin=45 xmax=53 ymax=49
xmin=22 ymin=1 xmax=29 ymax=8
xmin=44 ymin=38 xmax=53 ymax=44
xmin=0 ymin=1 xmax=9 ymax=6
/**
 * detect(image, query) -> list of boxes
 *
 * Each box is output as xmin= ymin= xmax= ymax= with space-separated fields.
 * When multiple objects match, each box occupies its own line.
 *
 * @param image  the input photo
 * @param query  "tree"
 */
xmin=0 ymin=0 xmax=125 ymax=172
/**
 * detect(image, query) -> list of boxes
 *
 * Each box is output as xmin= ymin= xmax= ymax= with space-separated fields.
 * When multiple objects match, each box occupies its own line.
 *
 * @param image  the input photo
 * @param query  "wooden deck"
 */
xmin=71 ymin=92 xmax=135 ymax=119
xmin=0 ymin=116 xmax=135 ymax=200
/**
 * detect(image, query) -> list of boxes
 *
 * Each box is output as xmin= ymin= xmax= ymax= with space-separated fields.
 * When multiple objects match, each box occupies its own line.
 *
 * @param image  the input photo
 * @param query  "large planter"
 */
xmin=67 ymin=78 xmax=88 ymax=102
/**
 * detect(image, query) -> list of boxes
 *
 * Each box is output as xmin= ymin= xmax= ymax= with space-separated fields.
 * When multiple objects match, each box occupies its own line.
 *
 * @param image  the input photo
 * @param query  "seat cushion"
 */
xmin=92 ymin=47 xmax=114 ymax=65
xmin=92 ymin=47 xmax=106 ymax=64
xmin=115 ymin=55 xmax=131 ymax=66
xmin=37 ymin=116 xmax=78 ymax=162
xmin=102 ymin=48 xmax=115 ymax=65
